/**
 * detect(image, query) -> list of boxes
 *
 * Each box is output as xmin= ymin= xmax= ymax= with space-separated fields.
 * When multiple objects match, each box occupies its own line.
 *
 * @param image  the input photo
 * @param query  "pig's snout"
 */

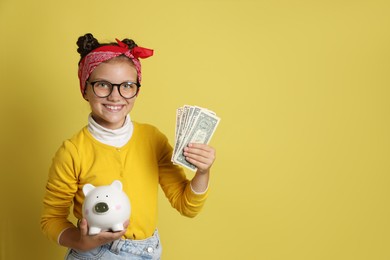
xmin=94 ymin=202 xmax=109 ymax=214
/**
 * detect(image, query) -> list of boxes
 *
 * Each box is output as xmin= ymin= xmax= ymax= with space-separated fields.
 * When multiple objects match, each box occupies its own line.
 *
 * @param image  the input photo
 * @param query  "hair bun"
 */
xmin=121 ymin=38 xmax=138 ymax=49
xmin=77 ymin=33 xmax=100 ymax=58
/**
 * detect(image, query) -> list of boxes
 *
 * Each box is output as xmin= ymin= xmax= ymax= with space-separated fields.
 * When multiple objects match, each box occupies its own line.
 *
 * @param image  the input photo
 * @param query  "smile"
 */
xmin=104 ymin=105 xmax=123 ymax=111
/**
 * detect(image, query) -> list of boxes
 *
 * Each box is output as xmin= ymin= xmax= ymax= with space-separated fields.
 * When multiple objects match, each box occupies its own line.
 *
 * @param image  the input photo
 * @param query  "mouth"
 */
xmin=104 ymin=104 xmax=124 ymax=112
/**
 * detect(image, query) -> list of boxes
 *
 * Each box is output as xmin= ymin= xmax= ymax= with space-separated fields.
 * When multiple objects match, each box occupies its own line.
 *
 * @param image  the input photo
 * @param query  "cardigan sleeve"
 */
xmin=155 ymin=129 xmax=209 ymax=218
xmin=41 ymin=140 xmax=80 ymax=243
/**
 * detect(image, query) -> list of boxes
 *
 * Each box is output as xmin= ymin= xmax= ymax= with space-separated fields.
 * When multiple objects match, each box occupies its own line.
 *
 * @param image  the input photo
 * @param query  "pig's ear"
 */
xmin=83 ymin=183 xmax=95 ymax=196
xmin=111 ymin=180 xmax=123 ymax=190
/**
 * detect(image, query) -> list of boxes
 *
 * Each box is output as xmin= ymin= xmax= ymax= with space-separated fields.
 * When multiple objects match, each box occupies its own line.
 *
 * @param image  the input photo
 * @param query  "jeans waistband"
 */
xmin=110 ymin=229 xmax=161 ymax=255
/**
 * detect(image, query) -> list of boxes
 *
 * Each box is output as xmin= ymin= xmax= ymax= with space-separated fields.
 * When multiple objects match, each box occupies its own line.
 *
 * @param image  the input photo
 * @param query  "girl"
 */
xmin=41 ymin=33 xmax=215 ymax=259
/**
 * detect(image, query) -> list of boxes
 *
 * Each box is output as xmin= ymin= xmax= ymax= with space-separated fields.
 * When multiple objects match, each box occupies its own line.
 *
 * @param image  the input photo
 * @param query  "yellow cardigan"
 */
xmin=41 ymin=122 xmax=208 ymax=243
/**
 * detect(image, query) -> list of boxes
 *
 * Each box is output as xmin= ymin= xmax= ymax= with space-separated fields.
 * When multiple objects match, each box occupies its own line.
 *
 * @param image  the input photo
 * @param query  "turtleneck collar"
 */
xmin=87 ymin=114 xmax=133 ymax=147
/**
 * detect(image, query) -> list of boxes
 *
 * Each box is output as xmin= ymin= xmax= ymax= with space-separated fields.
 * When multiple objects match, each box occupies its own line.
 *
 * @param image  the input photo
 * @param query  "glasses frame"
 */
xmin=87 ymin=80 xmax=141 ymax=99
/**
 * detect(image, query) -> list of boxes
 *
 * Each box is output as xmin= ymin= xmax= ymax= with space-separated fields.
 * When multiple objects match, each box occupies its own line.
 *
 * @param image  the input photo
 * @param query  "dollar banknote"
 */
xmin=172 ymin=105 xmax=220 ymax=171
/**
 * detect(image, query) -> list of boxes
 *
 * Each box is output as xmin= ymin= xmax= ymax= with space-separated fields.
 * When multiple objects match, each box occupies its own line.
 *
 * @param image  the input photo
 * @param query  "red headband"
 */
xmin=78 ymin=39 xmax=153 ymax=95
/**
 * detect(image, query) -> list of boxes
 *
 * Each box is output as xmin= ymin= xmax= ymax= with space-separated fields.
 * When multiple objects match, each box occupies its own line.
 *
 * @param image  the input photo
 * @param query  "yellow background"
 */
xmin=1 ymin=0 xmax=389 ymax=259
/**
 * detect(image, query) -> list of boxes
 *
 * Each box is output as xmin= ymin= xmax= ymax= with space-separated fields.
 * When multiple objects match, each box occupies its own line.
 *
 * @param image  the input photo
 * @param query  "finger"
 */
xmin=188 ymin=143 xmax=214 ymax=152
xmin=185 ymin=143 xmax=214 ymax=154
xmin=91 ymin=228 xmax=127 ymax=246
xmin=184 ymin=146 xmax=215 ymax=162
xmin=188 ymin=159 xmax=213 ymax=174
xmin=79 ymin=218 xmax=88 ymax=236
xmin=184 ymin=150 xmax=215 ymax=170
xmin=185 ymin=154 xmax=214 ymax=169
xmin=184 ymin=151 xmax=213 ymax=163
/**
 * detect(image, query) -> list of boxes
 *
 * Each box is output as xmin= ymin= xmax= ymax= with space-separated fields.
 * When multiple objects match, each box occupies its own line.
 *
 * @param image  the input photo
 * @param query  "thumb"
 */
xmin=123 ymin=219 xmax=130 ymax=229
xmin=79 ymin=218 xmax=88 ymax=236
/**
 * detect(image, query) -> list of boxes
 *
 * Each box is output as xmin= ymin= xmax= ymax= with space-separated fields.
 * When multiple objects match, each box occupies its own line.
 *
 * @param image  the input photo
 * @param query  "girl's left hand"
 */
xmin=183 ymin=143 xmax=216 ymax=174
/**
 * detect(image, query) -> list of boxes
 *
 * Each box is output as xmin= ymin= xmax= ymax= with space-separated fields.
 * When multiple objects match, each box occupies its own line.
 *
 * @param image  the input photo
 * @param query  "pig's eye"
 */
xmin=106 ymin=195 xmax=109 ymax=197
xmin=96 ymin=196 xmax=99 ymax=198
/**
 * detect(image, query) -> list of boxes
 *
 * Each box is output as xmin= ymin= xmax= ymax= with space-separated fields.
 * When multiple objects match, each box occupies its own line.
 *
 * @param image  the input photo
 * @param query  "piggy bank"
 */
xmin=82 ymin=180 xmax=131 ymax=235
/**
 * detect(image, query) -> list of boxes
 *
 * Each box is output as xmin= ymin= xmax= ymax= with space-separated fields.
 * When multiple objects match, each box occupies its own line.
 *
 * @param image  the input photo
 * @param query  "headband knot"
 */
xmin=131 ymin=46 xmax=154 ymax=59
xmin=78 ymin=38 xmax=153 ymax=96
xmin=115 ymin=38 xmax=128 ymax=49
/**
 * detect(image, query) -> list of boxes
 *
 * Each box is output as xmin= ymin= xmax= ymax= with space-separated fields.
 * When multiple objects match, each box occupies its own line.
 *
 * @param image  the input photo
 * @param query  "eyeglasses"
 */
xmin=87 ymin=80 xmax=140 ymax=99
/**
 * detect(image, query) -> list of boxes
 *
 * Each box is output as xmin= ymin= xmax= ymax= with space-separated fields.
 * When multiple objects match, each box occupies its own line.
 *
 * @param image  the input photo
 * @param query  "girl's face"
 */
xmin=84 ymin=58 xmax=138 ymax=130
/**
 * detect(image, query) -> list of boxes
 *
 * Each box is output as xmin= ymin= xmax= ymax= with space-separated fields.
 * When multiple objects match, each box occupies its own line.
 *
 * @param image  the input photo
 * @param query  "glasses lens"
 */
xmin=119 ymin=82 xmax=138 ymax=98
xmin=93 ymin=81 xmax=112 ymax=97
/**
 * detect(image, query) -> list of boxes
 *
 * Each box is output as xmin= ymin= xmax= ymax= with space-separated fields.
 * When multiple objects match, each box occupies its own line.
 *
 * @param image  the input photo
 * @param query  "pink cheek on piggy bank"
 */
xmin=85 ymin=209 xmax=89 ymax=215
xmin=115 ymin=204 xmax=122 ymax=211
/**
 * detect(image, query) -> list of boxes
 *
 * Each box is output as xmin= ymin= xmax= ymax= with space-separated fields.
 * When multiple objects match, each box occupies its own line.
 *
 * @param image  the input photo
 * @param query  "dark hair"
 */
xmin=76 ymin=33 xmax=138 ymax=63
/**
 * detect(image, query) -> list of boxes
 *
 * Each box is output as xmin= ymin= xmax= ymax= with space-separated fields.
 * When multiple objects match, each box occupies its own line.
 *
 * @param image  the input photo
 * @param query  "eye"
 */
xmin=95 ymin=81 xmax=110 ymax=89
xmin=121 ymin=82 xmax=136 ymax=89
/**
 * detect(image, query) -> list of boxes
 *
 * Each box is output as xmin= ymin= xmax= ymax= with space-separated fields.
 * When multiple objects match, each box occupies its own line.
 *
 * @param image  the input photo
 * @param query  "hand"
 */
xmin=60 ymin=218 xmax=129 ymax=252
xmin=184 ymin=143 xmax=216 ymax=174
xmin=78 ymin=218 xmax=129 ymax=251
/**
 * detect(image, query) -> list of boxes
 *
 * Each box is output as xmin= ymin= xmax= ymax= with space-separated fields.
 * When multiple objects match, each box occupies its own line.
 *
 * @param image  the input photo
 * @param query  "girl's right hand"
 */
xmin=59 ymin=218 xmax=129 ymax=252
xmin=78 ymin=218 xmax=129 ymax=251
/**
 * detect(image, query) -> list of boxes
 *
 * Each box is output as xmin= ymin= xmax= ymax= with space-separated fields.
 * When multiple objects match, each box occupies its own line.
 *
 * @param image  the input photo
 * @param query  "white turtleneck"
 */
xmin=87 ymin=114 xmax=133 ymax=147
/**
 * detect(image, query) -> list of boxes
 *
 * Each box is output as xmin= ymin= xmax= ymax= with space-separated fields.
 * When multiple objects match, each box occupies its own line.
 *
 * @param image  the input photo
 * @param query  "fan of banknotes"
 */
xmin=171 ymin=105 xmax=221 ymax=171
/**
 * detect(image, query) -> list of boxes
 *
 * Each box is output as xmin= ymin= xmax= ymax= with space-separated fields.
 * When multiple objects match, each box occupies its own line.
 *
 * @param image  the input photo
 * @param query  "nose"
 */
xmin=94 ymin=202 xmax=109 ymax=214
xmin=108 ymin=85 xmax=122 ymax=100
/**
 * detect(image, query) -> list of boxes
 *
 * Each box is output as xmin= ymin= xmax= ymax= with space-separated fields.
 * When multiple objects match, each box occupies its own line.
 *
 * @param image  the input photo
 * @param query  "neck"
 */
xmin=87 ymin=114 xmax=133 ymax=147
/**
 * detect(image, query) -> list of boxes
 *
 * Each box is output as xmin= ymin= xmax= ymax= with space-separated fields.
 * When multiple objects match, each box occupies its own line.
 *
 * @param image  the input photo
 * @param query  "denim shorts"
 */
xmin=65 ymin=230 xmax=162 ymax=260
